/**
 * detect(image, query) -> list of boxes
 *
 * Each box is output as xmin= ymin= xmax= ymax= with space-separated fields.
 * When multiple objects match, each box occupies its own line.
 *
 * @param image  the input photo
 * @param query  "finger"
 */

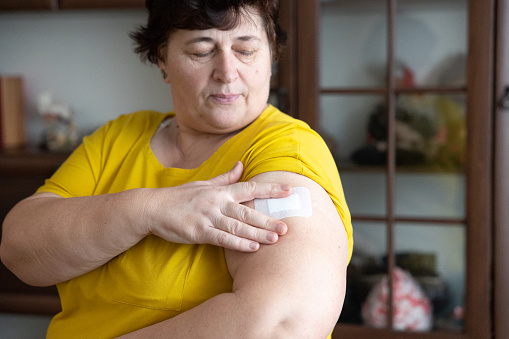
xmin=207 ymin=161 xmax=243 ymax=186
xmin=211 ymin=228 xmax=260 ymax=252
xmin=216 ymin=215 xmax=281 ymax=246
xmin=223 ymin=202 xmax=287 ymax=235
xmin=229 ymin=181 xmax=292 ymax=203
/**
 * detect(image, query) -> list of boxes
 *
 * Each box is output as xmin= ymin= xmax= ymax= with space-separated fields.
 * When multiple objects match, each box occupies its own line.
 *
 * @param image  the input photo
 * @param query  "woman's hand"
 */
xmin=144 ymin=162 xmax=291 ymax=252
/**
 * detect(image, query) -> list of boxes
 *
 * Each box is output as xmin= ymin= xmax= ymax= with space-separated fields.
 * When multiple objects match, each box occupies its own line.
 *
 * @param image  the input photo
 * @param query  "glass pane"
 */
xmin=340 ymin=172 xmax=386 ymax=217
xmin=320 ymin=1 xmax=387 ymax=88
xmin=394 ymin=223 xmax=465 ymax=332
xmin=396 ymin=0 xmax=468 ymax=88
xmin=395 ymin=173 xmax=465 ymax=218
xmin=395 ymin=94 xmax=466 ymax=219
xmin=319 ymin=94 xmax=387 ymax=216
xmin=394 ymin=94 xmax=467 ymax=171
xmin=319 ymin=94 xmax=387 ymax=163
xmin=339 ymin=222 xmax=388 ymax=325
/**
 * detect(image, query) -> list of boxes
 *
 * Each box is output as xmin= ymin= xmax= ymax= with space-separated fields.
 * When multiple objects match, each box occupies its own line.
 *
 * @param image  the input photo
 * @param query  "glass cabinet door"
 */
xmin=317 ymin=0 xmax=474 ymax=335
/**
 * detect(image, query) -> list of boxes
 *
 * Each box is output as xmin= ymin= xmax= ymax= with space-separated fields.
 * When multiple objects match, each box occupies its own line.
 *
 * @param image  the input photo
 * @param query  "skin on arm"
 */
xmin=118 ymin=171 xmax=349 ymax=339
xmin=0 ymin=162 xmax=291 ymax=287
xmin=0 ymin=190 xmax=148 ymax=287
xmin=226 ymin=171 xmax=348 ymax=338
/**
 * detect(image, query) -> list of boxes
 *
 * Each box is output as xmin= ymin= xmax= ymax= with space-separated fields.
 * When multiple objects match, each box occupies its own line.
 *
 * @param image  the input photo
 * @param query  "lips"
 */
xmin=210 ymin=93 xmax=240 ymax=104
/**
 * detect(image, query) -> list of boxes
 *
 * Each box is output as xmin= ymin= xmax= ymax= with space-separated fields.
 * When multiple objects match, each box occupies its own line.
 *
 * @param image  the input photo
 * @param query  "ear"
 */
xmin=157 ymin=60 xmax=171 ymax=84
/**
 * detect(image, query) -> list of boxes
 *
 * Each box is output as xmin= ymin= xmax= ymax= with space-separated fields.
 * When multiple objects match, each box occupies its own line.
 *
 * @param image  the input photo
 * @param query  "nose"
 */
xmin=213 ymin=51 xmax=239 ymax=84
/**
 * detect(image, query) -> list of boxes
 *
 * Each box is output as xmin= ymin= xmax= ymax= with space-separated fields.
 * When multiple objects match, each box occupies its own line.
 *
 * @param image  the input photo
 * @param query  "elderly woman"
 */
xmin=0 ymin=0 xmax=352 ymax=338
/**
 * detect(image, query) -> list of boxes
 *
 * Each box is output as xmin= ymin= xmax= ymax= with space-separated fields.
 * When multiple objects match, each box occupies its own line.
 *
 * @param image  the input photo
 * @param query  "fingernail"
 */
xmin=249 ymin=242 xmax=260 ymax=251
xmin=281 ymin=184 xmax=291 ymax=191
xmin=266 ymin=232 xmax=278 ymax=242
xmin=276 ymin=223 xmax=287 ymax=234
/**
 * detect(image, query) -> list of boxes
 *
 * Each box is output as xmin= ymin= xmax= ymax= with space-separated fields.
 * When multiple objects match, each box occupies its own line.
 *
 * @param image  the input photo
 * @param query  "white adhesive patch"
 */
xmin=254 ymin=187 xmax=312 ymax=219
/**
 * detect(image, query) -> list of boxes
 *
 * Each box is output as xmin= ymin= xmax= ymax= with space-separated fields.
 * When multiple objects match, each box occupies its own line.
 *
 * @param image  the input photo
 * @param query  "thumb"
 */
xmin=207 ymin=161 xmax=244 ymax=186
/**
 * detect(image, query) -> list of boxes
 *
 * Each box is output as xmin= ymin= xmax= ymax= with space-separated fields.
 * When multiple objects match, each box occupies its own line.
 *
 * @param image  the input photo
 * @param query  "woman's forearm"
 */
xmin=117 ymin=291 xmax=298 ymax=339
xmin=0 ymin=168 xmax=291 ymax=287
xmin=0 ymin=189 xmax=150 ymax=286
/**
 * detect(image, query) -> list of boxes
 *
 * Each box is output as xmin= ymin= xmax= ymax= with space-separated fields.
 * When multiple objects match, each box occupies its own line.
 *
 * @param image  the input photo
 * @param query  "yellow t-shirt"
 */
xmin=38 ymin=105 xmax=352 ymax=338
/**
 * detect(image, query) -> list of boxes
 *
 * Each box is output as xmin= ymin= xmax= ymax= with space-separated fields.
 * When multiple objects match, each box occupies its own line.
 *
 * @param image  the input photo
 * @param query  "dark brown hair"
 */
xmin=130 ymin=0 xmax=287 ymax=64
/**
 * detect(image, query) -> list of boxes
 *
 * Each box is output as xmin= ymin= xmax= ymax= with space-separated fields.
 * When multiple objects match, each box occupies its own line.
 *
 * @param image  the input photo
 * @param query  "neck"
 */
xmin=177 ymin=123 xmax=236 ymax=160
xmin=152 ymin=117 xmax=237 ymax=169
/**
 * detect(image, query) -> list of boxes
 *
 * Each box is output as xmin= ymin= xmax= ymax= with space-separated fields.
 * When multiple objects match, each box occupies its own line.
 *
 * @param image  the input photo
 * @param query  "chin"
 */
xmin=206 ymin=110 xmax=258 ymax=131
xmin=208 ymin=120 xmax=248 ymax=134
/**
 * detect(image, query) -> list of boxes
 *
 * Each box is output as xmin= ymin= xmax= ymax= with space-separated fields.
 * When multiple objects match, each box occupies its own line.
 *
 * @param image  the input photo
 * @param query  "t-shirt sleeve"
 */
xmin=241 ymin=122 xmax=353 ymax=262
xmin=36 ymin=111 xmax=160 ymax=198
xmin=36 ymin=121 xmax=112 ymax=198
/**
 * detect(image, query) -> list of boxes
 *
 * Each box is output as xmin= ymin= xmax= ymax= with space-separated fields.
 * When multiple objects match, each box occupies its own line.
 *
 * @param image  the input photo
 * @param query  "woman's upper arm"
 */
xmin=225 ymin=171 xmax=349 ymax=338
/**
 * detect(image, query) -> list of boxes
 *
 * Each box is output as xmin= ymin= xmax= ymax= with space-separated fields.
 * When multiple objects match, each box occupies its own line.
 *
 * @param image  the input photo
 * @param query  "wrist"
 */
xmin=122 ymin=188 xmax=156 ymax=238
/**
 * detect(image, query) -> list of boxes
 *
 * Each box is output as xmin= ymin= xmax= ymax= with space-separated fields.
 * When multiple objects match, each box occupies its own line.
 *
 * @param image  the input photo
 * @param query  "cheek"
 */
xmin=172 ymin=69 xmax=205 ymax=96
xmin=253 ymin=65 xmax=271 ymax=89
xmin=169 ymin=57 xmax=206 ymax=85
xmin=247 ymin=59 xmax=270 ymax=83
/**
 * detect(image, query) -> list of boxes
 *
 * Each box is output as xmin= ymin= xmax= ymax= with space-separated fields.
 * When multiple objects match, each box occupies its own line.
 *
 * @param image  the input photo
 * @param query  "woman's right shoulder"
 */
xmin=81 ymin=110 xmax=170 ymax=153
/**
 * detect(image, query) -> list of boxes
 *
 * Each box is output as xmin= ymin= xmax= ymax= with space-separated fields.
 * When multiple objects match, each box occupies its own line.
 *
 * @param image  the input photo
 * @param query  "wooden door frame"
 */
xmin=465 ymin=0 xmax=495 ymax=336
xmin=295 ymin=0 xmax=319 ymax=129
xmin=494 ymin=0 xmax=509 ymax=338
xmin=277 ymin=0 xmax=320 ymax=127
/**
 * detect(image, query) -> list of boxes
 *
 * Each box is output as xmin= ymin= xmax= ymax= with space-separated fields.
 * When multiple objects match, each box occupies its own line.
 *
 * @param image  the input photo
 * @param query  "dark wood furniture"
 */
xmin=0 ymin=0 xmax=56 ymax=11
xmin=58 ymin=0 xmax=144 ymax=10
xmin=0 ymin=151 xmax=66 ymax=314
xmin=277 ymin=0 xmax=500 ymax=338
xmin=0 ymin=0 xmax=144 ymax=11
xmin=494 ymin=1 xmax=509 ymax=338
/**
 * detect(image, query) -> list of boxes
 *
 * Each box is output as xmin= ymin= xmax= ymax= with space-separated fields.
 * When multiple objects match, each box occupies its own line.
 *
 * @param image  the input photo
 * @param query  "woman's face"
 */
xmin=159 ymin=10 xmax=272 ymax=135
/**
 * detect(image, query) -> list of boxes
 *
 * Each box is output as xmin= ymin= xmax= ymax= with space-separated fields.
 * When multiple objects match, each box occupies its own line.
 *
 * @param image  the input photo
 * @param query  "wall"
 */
xmin=0 ymin=314 xmax=52 ymax=338
xmin=0 ymin=9 xmax=172 ymax=147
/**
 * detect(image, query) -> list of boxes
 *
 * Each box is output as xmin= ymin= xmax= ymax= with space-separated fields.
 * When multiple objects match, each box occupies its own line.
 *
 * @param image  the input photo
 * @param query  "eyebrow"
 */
xmin=185 ymin=37 xmax=214 ymax=45
xmin=185 ymin=35 xmax=261 ymax=45
xmin=237 ymin=35 xmax=261 ymax=42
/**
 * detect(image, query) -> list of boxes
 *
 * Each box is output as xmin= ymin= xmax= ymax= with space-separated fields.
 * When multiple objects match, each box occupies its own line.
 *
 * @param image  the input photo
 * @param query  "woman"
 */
xmin=0 ymin=0 xmax=353 ymax=338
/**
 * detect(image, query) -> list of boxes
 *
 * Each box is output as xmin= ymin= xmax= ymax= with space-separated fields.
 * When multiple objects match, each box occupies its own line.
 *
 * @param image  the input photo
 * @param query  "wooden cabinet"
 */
xmin=0 ymin=151 xmax=66 ymax=314
xmin=59 ymin=0 xmax=144 ymax=10
xmin=494 ymin=1 xmax=509 ymax=338
xmin=277 ymin=0 xmax=499 ymax=338
xmin=0 ymin=0 xmax=144 ymax=11
xmin=0 ymin=0 xmax=55 ymax=11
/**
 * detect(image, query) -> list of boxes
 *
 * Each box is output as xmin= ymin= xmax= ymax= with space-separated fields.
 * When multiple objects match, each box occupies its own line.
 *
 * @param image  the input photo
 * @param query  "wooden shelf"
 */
xmin=0 ymin=0 xmax=55 ymax=11
xmin=333 ymin=323 xmax=465 ymax=339
xmin=0 ymin=0 xmax=143 ymax=11
xmin=336 ymin=160 xmax=465 ymax=174
xmin=351 ymin=215 xmax=465 ymax=226
xmin=320 ymin=86 xmax=467 ymax=95
xmin=0 ymin=150 xmax=69 ymax=175
xmin=59 ymin=0 xmax=144 ymax=10
xmin=0 ymin=293 xmax=60 ymax=315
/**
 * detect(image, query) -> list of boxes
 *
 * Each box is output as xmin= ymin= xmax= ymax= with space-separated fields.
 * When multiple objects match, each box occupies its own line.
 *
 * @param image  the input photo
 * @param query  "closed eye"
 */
xmin=193 ymin=50 xmax=214 ymax=58
xmin=237 ymin=50 xmax=255 ymax=56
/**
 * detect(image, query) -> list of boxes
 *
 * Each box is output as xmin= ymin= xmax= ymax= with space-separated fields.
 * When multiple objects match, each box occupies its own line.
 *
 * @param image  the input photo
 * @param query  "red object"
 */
xmin=362 ymin=267 xmax=433 ymax=331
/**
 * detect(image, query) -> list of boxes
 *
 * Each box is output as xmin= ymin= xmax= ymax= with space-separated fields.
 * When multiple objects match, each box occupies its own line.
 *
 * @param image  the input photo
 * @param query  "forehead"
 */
xmin=170 ymin=11 xmax=267 ymax=44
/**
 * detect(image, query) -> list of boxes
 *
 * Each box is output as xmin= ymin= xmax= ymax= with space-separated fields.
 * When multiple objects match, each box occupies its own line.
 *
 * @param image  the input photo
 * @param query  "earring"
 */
xmin=161 ymin=70 xmax=167 ymax=79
